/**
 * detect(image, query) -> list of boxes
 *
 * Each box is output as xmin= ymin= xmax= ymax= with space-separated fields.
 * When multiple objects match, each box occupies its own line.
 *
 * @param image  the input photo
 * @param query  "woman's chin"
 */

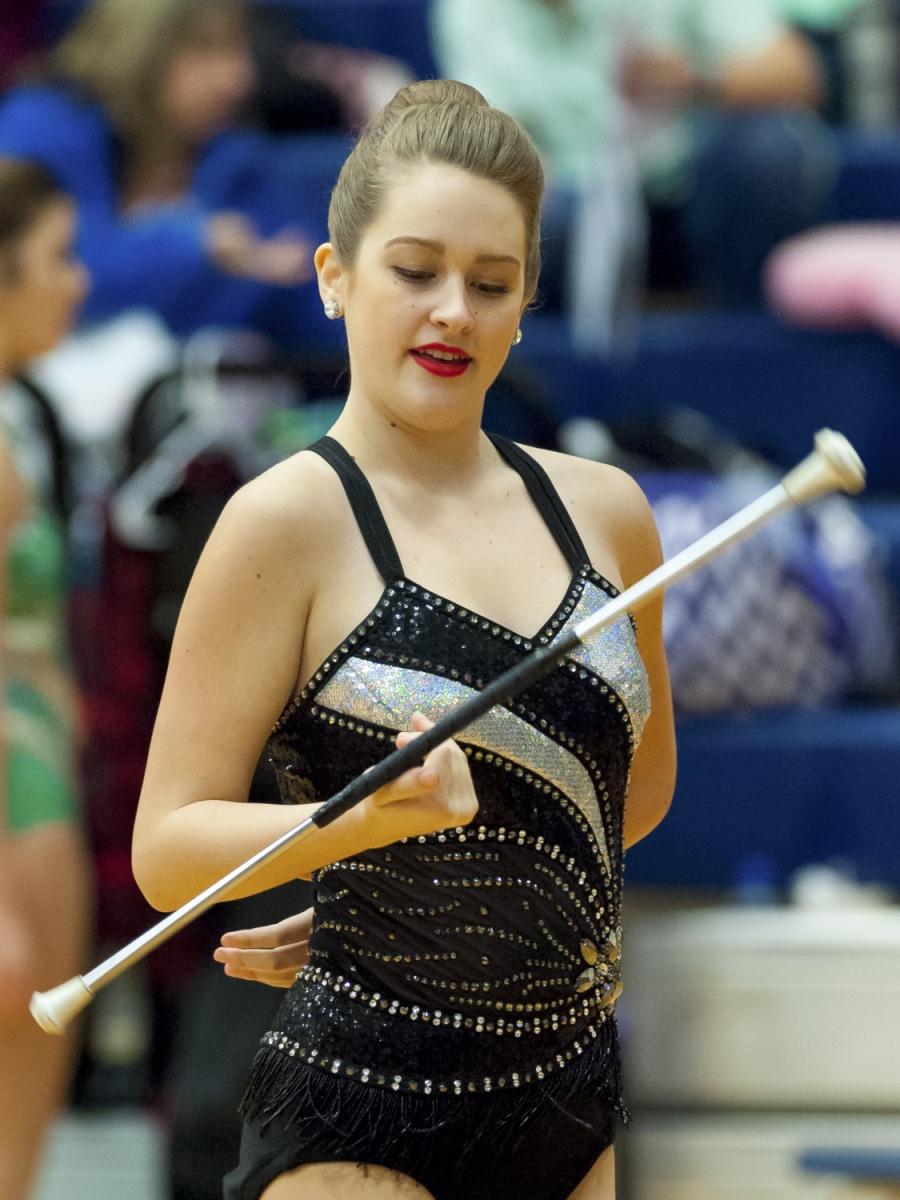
xmin=396 ymin=399 xmax=481 ymax=436
xmin=387 ymin=375 xmax=484 ymax=431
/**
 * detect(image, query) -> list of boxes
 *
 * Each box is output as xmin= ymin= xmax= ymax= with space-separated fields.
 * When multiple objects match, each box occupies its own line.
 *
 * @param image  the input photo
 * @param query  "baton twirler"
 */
xmin=31 ymin=428 xmax=865 ymax=1035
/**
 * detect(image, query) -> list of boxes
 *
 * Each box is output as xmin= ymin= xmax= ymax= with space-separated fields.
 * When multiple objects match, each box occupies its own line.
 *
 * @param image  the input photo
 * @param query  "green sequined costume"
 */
xmin=3 ymin=430 xmax=78 ymax=832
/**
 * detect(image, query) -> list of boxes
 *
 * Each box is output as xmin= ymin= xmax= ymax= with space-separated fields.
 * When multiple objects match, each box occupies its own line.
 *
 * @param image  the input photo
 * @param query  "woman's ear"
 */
xmin=315 ymin=242 xmax=344 ymax=309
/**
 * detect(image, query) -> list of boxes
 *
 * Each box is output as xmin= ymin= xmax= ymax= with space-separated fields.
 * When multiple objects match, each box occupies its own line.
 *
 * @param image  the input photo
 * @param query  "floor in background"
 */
xmin=32 ymin=1109 xmax=167 ymax=1200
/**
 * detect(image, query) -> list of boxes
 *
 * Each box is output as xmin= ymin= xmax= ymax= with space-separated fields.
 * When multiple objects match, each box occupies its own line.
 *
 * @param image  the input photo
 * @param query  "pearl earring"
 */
xmin=512 ymin=328 xmax=523 ymax=346
xmin=324 ymin=300 xmax=342 ymax=320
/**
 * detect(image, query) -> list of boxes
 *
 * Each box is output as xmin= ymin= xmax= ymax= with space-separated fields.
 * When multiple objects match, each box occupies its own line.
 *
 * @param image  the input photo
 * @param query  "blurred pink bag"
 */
xmin=765 ymin=224 xmax=900 ymax=342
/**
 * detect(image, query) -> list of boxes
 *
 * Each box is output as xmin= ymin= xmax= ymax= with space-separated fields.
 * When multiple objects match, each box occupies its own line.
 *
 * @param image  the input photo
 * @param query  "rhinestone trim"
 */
xmin=259 ymin=965 xmax=615 ymax=1095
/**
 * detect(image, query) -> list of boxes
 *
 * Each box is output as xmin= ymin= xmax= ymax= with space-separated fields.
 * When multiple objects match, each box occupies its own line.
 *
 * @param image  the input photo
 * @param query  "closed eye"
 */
xmin=394 ymin=266 xmax=512 ymax=291
xmin=393 ymin=267 xmax=434 ymax=283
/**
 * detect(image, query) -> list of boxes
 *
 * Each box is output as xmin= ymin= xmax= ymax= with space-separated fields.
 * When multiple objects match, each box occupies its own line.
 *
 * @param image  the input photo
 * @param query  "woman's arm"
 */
xmin=599 ymin=468 xmax=676 ymax=848
xmin=533 ymin=450 xmax=677 ymax=849
xmin=132 ymin=462 xmax=478 ymax=913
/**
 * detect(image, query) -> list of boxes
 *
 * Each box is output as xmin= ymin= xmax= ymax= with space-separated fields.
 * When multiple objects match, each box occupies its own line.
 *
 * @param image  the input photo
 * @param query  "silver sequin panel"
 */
xmin=559 ymin=580 xmax=651 ymax=745
xmin=316 ymin=660 xmax=610 ymax=868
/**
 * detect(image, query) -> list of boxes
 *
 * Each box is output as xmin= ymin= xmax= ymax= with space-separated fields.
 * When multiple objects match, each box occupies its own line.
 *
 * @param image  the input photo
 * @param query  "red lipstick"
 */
xmin=409 ymin=342 xmax=472 ymax=378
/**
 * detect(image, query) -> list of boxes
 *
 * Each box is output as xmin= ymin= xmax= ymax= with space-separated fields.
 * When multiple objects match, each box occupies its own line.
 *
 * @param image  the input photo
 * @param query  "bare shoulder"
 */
xmin=203 ymin=447 xmax=347 ymax=572
xmin=519 ymin=445 xmax=661 ymax=583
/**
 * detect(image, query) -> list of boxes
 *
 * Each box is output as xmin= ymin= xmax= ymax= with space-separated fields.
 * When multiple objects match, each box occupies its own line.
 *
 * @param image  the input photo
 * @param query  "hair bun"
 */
xmin=330 ymin=76 xmax=543 ymax=297
xmin=381 ymin=79 xmax=489 ymax=122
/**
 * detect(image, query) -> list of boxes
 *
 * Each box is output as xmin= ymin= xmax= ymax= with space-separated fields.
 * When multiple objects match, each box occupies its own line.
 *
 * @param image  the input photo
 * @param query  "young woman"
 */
xmin=132 ymin=81 xmax=677 ymax=1200
xmin=0 ymin=0 xmax=322 ymax=343
xmin=0 ymin=158 xmax=91 ymax=1200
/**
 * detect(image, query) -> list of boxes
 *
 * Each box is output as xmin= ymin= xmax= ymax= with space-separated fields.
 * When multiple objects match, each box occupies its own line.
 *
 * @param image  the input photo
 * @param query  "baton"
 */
xmin=31 ymin=428 xmax=865 ymax=1034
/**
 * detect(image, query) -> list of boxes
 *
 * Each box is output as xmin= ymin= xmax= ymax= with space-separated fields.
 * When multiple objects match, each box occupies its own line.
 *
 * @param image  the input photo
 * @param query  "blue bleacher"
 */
xmin=627 ymin=707 xmax=900 ymax=890
xmin=800 ymin=1149 xmax=900 ymax=1182
xmin=519 ymin=312 xmax=900 ymax=493
xmin=834 ymin=128 xmax=900 ymax=222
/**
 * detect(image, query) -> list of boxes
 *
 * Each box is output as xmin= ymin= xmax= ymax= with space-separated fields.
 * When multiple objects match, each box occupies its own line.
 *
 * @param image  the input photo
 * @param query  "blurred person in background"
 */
xmin=248 ymin=3 xmax=414 ymax=137
xmin=0 ymin=0 xmax=50 ymax=89
xmin=622 ymin=0 xmax=832 ymax=305
xmin=0 ymin=157 xmax=91 ymax=1200
xmin=0 ymin=0 xmax=327 ymax=346
xmin=432 ymin=0 xmax=833 ymax=323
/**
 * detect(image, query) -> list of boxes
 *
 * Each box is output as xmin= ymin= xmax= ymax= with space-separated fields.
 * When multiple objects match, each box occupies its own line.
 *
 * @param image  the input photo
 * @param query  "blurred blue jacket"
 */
xmin=0 ymin=84 xmax=331 ymax=345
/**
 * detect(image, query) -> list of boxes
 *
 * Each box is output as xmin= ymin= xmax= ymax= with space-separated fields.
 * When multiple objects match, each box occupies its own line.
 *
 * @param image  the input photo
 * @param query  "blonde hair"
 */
xmin=53 ymin=0 xmax=247 ymax=145
xmin=329 ymin=80 xmax=544 ymax=297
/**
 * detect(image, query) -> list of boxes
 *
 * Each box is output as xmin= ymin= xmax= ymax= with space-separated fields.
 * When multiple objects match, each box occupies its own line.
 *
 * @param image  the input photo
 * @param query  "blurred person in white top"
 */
xmin=432 ymin=0 xmax=831 ymax=333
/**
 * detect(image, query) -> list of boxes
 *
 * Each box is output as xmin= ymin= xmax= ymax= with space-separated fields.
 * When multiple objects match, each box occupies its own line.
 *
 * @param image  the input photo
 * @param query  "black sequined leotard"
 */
xmin=225 ymin=435 xmax=651 ymax=1200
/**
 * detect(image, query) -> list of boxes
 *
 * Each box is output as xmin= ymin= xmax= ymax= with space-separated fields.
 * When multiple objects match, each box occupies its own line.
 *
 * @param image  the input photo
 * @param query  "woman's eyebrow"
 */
xmin=385 ymin=236 xmax=443 ymax=251
xmin=384 ymin=236 xmax=520 ymax=267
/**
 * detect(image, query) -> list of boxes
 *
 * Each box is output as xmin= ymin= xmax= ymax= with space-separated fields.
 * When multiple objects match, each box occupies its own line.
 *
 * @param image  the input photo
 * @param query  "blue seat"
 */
xmin=627 ymin=706 xmax=900 ymax=890
xmin=517 ymin=313 xmax=900 ymax=895
xmin=834 ymin=129 xmax=900 ymax=223
xmin=275 ymin=132 xmax=354 ymax=232
xmin=519 ymin=312 xmax=900 ymax=492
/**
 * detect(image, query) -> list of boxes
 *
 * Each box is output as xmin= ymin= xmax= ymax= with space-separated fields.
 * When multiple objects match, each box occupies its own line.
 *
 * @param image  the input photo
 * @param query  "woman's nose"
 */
xmin=431 ymin=276 xmax=474 ymax=332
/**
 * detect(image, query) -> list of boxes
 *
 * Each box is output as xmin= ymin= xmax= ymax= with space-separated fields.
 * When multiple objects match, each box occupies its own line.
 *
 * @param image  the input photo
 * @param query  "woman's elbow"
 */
xmin=131 ymin=830 xmax=182 ymax=913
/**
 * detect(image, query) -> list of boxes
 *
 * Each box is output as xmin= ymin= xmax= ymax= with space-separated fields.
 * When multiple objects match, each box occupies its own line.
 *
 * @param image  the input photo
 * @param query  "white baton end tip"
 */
xmin=814 ymin=428 xmax=866 ymax=495
xmin=30 ymin=976 xmax=94 ymax=1035
xmin=782 ymin=429 xmax=866 ymax=506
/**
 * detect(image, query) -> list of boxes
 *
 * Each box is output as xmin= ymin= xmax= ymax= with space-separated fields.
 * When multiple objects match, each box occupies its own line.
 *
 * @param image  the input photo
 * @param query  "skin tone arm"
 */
xmin=621 ymin=30 xmax=823 ymax=112
xmin=599 ymin=467 xmax=676 ymax=849
xmin=131 ymin=464 xmax=479 ymax=914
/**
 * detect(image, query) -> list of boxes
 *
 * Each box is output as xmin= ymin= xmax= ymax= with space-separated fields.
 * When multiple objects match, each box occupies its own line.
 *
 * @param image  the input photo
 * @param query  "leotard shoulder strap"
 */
xmin=487 ymin=433 xmax=590 ymax=572
xmin=307 ymin=436 xmax=405 ymax=584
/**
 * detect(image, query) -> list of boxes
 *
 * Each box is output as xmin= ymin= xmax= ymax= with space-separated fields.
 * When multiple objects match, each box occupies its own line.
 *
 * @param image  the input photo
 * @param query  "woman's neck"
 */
xmin=331 ymin=392 xmax=491 ymax=494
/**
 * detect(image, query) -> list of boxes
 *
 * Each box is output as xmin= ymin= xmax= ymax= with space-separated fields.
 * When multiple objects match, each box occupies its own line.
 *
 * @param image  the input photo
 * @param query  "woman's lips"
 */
xmin=410 ymin=344 xmax=472 ymax=378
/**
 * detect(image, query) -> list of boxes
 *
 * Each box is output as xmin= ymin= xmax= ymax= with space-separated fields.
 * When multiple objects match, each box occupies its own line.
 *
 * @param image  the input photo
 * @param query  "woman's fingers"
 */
xmin=215 ymin=905 xmax=313 ymax=987
xmin=214 ymin=940 xmax=310 ymax=987
xmin=219 ymin=908 xmax=313 ymax=949
xmin=370 ymin=711 xmax=478 ymax=832
xmin=215 ymin=941 xmax=308 ymax=969
xmin=370 ymin=762 xmax=439 ymax=806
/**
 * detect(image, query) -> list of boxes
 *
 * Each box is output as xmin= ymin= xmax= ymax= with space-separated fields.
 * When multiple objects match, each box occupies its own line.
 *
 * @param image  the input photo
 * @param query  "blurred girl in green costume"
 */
xmin=0 ymin=157 xmax=91 ymax=1200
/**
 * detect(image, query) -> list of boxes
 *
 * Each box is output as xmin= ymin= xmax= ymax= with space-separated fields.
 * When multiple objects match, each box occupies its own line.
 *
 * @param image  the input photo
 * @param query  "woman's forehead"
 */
xmin=368 ymin=162 xmax=527 ymax=260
